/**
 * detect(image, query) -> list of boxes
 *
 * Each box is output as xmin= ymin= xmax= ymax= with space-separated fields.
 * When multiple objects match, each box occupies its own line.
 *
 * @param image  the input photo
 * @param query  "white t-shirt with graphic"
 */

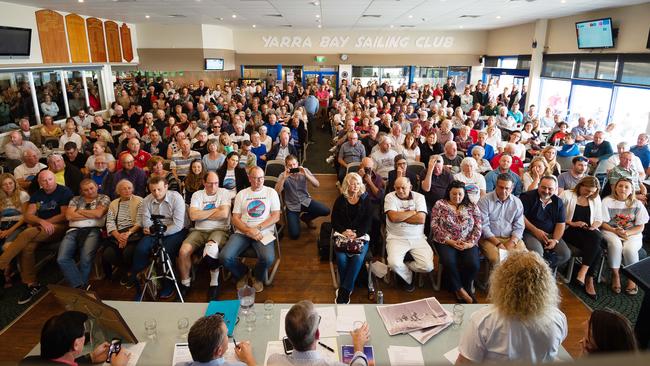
xmin=233 ymin=186 xmax=281 ymax=236
xmin=222 ymin=169 xmax=237 ymax=200
xmin=190 ymin=188 xmax=231 ymax=231
xmin=384 ymin=191 xmax=427 ymax=240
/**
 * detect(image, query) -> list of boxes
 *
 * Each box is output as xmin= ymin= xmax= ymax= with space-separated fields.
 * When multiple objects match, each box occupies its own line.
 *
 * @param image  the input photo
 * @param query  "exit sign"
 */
xmin=315 ymin=56 xmax=326 ymax=62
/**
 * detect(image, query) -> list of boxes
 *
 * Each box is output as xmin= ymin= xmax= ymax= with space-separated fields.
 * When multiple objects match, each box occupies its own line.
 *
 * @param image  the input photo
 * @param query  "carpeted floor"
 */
xmin=303 ymin=117 xmax=336 ymax=174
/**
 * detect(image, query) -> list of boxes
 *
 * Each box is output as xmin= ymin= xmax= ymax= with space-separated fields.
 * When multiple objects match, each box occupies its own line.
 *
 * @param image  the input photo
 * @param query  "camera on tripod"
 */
xmin=150 ymin=214 xmax=167 ymax=237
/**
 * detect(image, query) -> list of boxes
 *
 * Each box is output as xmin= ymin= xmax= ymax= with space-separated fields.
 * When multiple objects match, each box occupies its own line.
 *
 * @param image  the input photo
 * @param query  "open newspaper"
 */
xmin=376 ymin=297 xmax=452 ymax=337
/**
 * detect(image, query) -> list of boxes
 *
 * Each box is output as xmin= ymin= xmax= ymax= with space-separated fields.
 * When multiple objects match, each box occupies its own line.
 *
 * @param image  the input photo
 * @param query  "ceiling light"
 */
xmin=252 ymin=24 xmax=256 ymax=28
xmin=561 ymin=0 xmax=566 ymax=2
xmin=318 ymin=24 xmax=322 ymax=28
xmin=459 ymin=25 xmax=464 ymax=28
xmin=390 ymin=25 xmax=394 ymax=28
xmin=408 ymin=15 xmax=413 ymax=18
xmin=316 ymin=14 xmax=320 ymax=18
xmin=145 ymin=15 xmax=150 ymax=19
xmin=232 ymin=14 xmax=237 ymax=18
xmin=312 ymin=1 xmax=320 ymax=5
xmin=216 ymin=17 xmax=224 ymax=21
xmin=496 ymin=15 xmax=501 ymax=19
xmin=78 ymin=0 xmax=84 ymax=3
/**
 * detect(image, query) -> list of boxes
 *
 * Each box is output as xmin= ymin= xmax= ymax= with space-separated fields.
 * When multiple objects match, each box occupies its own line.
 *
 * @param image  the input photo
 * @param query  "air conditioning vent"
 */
xmin=167 ymin=14 xmax=187 ymax=18
xmin=362 ymin=14 xmax=382 ymax=18
xmin=265 ymin=14 xmax=283 ymax=17
xmin=459 ymin=15 xmax=480 ymax=18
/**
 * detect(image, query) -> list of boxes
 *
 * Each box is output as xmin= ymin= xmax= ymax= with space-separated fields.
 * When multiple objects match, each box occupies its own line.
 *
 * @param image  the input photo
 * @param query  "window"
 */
xmin=33 ymin=70 xmax=66 ymax=121
xmin=610 ymin=86 xmax=650 ymax=144
xmin=498 ymin=57 xmax=518 ymax=69
xmin=414 ymin=67 xmax=447 ymax=87
xmin=448 ymin=67 xmax=470 ymax=90
xmin=242 ymin=66 xmax=277 ymax=82
xmin=596 ymin=60 xmax=617 ymax=80
xmin=381 ymin=67 xmax=409 ymax=88
xmin=0 ymin=72 xmax=33 ymax=131
xmin=568 ymin=84 xmax=612 ymax=129
xmin=542 ymin=60 xmax=574 ymax=79
xmin=620 ymin=62 xmax=650 ymax=86
xmin=85 ymin=70 xmax=105 ymax=112
xmin=537 ymin=78 xmax=571 ymax=117
xmin=64 ymin=70 xmax=87 ymax=116
xmin=576 ymin=60 xmax=597 ymax=79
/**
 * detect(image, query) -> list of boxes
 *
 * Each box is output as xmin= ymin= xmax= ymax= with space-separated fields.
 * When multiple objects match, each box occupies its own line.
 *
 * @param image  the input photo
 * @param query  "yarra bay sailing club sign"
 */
xmin=261 ymin=35 xmax=455 ymax=49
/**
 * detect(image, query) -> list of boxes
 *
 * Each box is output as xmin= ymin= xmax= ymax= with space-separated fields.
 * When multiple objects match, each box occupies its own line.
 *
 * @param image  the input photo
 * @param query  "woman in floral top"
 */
xmin=431 ymin=180 xmax=482 ymax=303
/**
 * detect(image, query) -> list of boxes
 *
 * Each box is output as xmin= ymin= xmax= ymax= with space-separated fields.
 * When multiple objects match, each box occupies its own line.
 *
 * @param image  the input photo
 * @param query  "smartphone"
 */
xmin=106 ymin=338 xmax=122 ymax=363
xmin=364 ymin=167 xmax=371 ymax=174
xmin=289 ymin=168 xmax=300 ymax=174
xmin=282 ymin=337 xmax=293 ymax=354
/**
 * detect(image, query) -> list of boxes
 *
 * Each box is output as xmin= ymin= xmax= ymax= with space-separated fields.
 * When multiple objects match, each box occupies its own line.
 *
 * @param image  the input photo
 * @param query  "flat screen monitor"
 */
xmin=205 ymin=58 xmax=224 ymax=70
xmin=0 ymin=26 xmax=32 ymax=56
xmin=575 ymin=18 xmax=614 ymax=49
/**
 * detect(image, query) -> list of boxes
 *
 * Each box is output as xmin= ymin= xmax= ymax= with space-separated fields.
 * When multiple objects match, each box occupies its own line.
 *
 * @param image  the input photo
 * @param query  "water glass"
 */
xmin=245 ymin=310 xmax=257 ymax=332
xmin=353 ymin=321 xmax=365 ymax=331
xmin=177 ymin=317 xmax=189 ymax=339
xmin=238 ymin=285 xmax=256 ymax=315
xmin=452 ymin=304 xmax=465 ymax=328
xmin=144 ymin=318 xmax=157 ymax=340
xmin=264 ymin=300 xmax=274 ymax=320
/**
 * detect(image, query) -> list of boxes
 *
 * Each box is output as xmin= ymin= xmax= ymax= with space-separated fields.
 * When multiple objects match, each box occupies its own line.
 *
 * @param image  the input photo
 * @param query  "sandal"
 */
xmin=625 ymin=286 xmax=638 ymax=296
xmin=611 ymin=284 xmax=621 ymax=294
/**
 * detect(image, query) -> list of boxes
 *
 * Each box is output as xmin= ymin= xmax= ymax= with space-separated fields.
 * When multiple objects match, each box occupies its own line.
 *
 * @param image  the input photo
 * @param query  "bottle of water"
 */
xmin=377 ymin=290 xmax=384 ymax=304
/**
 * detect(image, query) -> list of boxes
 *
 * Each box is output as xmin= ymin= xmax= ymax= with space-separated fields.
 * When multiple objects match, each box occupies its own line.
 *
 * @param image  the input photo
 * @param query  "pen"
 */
xmin=318 ymin=342 xmax=335 ymax=353
xmin=233 ymin=337 xmax=239 ymax=349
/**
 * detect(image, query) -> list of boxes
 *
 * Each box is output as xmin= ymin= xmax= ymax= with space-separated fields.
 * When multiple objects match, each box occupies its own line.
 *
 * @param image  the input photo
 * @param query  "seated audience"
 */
xmin=477 ymin=173 xmax=526 ymax=267
xmin=490 ymin=144 xmax=523 ymax=174
xmin=184 ymin=314 xmax=255 ymax=366
xmin=520 ymin=175 xmax=571 ymax=269
xmin=148 ymin=155 xmax=181 ymax=194
xmin=607 ymin=151 xmax=648 ymax=204
xmin=601 ymin=178 xmax=649 ymax=296
xmin=453 ymin=157 xmax=486 ymax=204
xmin=219 ymin=167 xmax=280 ymax=293
xmin=541 ymin=146 xmax=561 ymax=176
xmin=387 ymin=155 xmax=419 ymax=194
xmin=86 ymin=141 xmax=116 ymax=173
xmin=580 ymin=309 xmax=638 ymax=355
xmin=559 ymin=176 xmax=605 ymax=300
xmin=431 ymin=181 xmax=482 ymax=303
xmin=276 ymin=155 xmax=329 ymax=239
xmin=116 ymin=138 xmax=151 ymax=171
xmin=420 ymin=131 xmax=444 ymax=169
xmin=584 ymin=131 xmax=613 ymax=169
xmin=103 ymin=154 xmax=147 ymax=200
xmin=337 ymin=131 xmax=366 ymax=182
xmin=63 ymin=142 xmax=87 ymax=174
xmin=603 ymin=142 xmax=646 ymax=180
xmin=331 ymin=173 xmax=372 ymax=304
xmin=441 ymin=141 xmax=463 ymax=174
xmin=14 ymin=149 xmax=46 ymax=190
xmin=470 ymin=146 xmax=492 ymax=175
xmin=557 ymin=134 xmax=580 ymax=157
xmin=171 ymin=138 xmax=202 ymax=181
xmin=267 ymin=129 xmax=298 ymax=162
xmin=183 ymin=159 xmax=206 ymax=205
xmin=630 ymin=133 xmax=650 ymax=174
xmin=216 ymin=152 xmax=250 ymax=201
xmin=203 ymin=139 xmax=226 ymax=172
xmin=467 ymin=131 xmax=495 ymax=162
xmin=370 ymin=135 xmax=398 ymax=180
xmin=521 ymin=157 xmax=548 ymax=192
xmin=5 ymin=131 xmax=40 ymax=162
xmin=384 ymin=177 xmax=433 ymax=292
xmin=484 ymin=155 xmax=523 ymax=196
xmin=456 ymin=251 xmax=567 ymax=364
xmin=557 ymin=156 xmax=589 ymax=195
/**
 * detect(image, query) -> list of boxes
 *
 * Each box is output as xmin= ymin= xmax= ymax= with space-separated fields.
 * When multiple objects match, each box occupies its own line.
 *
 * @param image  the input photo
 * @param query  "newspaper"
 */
xmin=408 ymin=309 xmax=453 ymax=344
xmin=376 ymin=297 xmax=450 ymax=335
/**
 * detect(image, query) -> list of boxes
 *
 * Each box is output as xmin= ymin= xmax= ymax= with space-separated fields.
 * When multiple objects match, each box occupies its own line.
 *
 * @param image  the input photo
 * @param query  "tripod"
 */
xmin=139 ymin=234 xmax=185 ymax=303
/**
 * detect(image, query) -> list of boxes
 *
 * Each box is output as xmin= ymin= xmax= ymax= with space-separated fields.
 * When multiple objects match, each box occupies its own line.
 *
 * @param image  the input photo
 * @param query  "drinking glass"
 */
xmin=245 ymin=311 xmax=257 ymax=332
xmin=452 ymin=304 xmax=465 ymax=328
xmin=144 ymin=318 xmax=157 ymax=340
xmin=177 ymin=317 xmax=189 ymax=339
xmin=264 ymin=300 xmax=274 ymax=320
xmin=353 ymin=321 xmax=365 ymax=331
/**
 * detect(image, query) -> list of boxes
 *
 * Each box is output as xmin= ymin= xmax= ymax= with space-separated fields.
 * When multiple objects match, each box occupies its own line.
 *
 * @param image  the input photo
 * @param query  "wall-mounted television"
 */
xmin=575 ymin=18 xmax=614 ymax=49
xmin=0 ymin=25 xmax=32 ymax=56
xmin=205 ymin=58 xmax=224 ymax=70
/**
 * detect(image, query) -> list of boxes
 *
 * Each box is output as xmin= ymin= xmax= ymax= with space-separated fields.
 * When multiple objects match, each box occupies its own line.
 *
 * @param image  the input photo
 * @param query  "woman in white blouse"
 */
xmin=522 ymin=157 xmax=548 ymax=191
xmin=454 ymin=157 xmax=486 ymax=204
xmin=601 ymin=177 xmax=649 ymax=296
xmin=560 ymin=176 xmax=605 ymax=300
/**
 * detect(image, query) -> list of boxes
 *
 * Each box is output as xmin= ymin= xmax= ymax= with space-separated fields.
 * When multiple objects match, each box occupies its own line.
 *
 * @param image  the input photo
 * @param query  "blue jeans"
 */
xmin=286 ymin=200 xmax=331 ymax=240
xmin=131 ymin=230 xmax=187 ymax=275
xmin=57 ymin=228 xmax=102 ymax=288
xmin=435 ymin=243 xmax=480 ymax=293
xmin=219 ymin=233 xmax=276 ymax=282
xmin=335 ymin=241 xmax=369 ymax=292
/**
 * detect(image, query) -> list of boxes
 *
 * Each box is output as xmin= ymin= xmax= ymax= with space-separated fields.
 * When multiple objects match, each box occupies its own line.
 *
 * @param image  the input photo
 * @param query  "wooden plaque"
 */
xmin=35 ymin=9 xmax=70 ymax=63
xmin=104 ymin=20 xmax=122 ymax=62
xmin=86 ymin=17 xmax=107 ymax=62
xmin=65 ymin=13 xmax=90 ymax=63
xmin=120 ymin=23 xmax=134 ymax=62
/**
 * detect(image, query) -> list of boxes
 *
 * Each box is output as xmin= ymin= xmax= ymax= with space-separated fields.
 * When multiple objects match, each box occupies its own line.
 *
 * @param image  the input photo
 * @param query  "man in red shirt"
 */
xmin=316 ymin=84 xmax=330 ymax=126
xmin=116 ymin=138 xmax=151 ymax=171
xmin=490 ymin=144 xmax=524 ymax=175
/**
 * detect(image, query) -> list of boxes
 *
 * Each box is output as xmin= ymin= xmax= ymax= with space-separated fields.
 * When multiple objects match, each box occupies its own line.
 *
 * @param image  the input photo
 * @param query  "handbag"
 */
xmin=333 ymin=232 xmax=369 ymax=255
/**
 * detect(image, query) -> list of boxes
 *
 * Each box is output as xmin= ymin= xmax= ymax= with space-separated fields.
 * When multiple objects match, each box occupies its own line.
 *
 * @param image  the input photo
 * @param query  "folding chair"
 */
xmin=329 ymin=232 xmax=375 ymax=297
xmin=407 ymin=162 xmax=426 ymax=178
xmin=239 ymin=225 xmax=281 ymax=286
xmin=557 ymin=155 xmax=575 ymax=172
xmin=265 ymin=159 xmax=285 ymax=177
xmin=346 ymin=161 xmax=361 ymax=175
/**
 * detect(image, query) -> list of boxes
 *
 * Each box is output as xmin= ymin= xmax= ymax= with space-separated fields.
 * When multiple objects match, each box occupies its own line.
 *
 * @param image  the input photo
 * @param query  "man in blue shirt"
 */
xmin=477 ymin=173 xmax=526 ymax=266
xmin=630 ymin=133 xmax=650 ymax=174
xmin=519 ymin=175 xmax=571 ymax=269
xmin=484 ymin=155 xmax=523 ymax=196
xmin=467 ymin=131 xmax=495 ymax=162
xmin=304 ymin=91 xmax=319 ymax=143
xmin=583 ymin=131 xmax=613 ymax=170
xmin=186 ymin=315 xmax=255 ymax=366
xmin=264 ymin=114 xmax=283 ymax=143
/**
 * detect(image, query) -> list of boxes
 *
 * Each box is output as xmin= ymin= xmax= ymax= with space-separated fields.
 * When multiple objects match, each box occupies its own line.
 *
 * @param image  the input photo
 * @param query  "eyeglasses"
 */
xmin=249 ymin=176 xmax=265 ymax=181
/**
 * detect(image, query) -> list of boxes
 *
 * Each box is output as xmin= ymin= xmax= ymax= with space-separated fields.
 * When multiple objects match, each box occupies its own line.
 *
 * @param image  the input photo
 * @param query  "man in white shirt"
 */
xmin=219 ymin=167 xmax=281 ymax=293
xmin=73 ymin=108 xmax=94 ymax=130
xmin=178 ymin=172 xmax=232 ymax=300
xmin=14 ymin=148 xmax=47 ymax=190
xmin=384 ymin=177 xmax=434 ymax=292
xmin=370 ymin=135 xmax=398 ymax=180
xmin=59 ymin=122 xmax=84 ymax=150
xmin=5 ymin=131 xmax=40 ymax=161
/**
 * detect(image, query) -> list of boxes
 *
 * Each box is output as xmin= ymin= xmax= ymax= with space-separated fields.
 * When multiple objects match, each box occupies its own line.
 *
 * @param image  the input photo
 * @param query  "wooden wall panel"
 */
xmin=104 ymin=21 xmax=122 ymax=63
xmin=120 ymin=23 xmax=134 ymax=62
xmin=65 ymin=13 xmax=90 ymax=63
xmin=35 ymin=9 xmax=69 ymax=63
xmin=86 ymin=17 xmax=107 ymax=63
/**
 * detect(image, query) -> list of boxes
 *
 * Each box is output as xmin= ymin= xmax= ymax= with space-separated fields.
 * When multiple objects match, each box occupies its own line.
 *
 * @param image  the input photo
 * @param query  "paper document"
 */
xmin=261 ymin=232 xmax=276 ymax=246
xmin=172 ymin=343 xmax=192 ymax=366
xmin=408 ymin=310 xmax=453 ymax=344
xmin=279 ymin=306 xmax=338 ymax=339
xmin=336 ymin=304 xmax=366 ymax=332
xmin=444 ymin=347 xmax=460 ymax=364
xmin=121 ymin=342 xmax=146 ymax=366
xmin=263 ymin=341 xmax=285 ymax=366
xmin=387 ymin=346 xmax=424 ymax=366
xmin=499 ymin=248 xmax=509 ymax=262
xmin=377 ymin=297 xmax=450 ymax=335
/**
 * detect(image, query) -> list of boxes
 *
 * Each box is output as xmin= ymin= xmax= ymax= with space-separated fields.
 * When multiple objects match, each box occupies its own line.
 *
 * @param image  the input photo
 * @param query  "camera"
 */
xmin=364 ymin=167 xmax=371 ymax=175
xmin=106 ymin=338 xmax=122 ymax=363
xmin=150 ymin=214 xmax=166 ymax=237
xmin=289 ymin=167 xmax=300 ymax=174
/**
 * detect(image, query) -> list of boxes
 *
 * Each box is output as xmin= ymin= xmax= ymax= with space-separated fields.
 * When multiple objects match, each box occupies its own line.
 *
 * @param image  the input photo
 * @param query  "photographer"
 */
xmin=130 ymin=176 xmax=188 ymax=299
xmin=275 ymin=155 xmax=329 ymax=240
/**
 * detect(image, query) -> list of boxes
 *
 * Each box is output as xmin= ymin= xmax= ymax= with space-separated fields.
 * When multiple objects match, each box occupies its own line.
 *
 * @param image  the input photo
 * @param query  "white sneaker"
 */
xmin=326 ymin=156 xmax=334 ymax=165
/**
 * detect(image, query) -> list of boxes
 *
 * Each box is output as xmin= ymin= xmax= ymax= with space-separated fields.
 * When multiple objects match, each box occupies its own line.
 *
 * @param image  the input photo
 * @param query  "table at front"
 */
xmin=59 ymin=301 xmax=574 ymax=365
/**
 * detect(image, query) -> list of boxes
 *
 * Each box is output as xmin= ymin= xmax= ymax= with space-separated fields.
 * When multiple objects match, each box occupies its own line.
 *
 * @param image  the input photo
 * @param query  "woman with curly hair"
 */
xmin=457 ymin=251 xmax=567 ymax=364
xmin=183 ymin=159 xmax=206 ymax=205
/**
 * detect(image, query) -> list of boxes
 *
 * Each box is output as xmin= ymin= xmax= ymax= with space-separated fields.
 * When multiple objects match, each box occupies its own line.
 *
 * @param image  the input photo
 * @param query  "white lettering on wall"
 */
xmin=262 ymin=35 xmax=454 ymax=49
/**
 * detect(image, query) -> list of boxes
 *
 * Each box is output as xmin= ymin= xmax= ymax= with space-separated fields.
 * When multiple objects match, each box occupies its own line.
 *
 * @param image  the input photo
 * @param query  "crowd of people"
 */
xmin=0 ymin=76 xmax=647 ymax=350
